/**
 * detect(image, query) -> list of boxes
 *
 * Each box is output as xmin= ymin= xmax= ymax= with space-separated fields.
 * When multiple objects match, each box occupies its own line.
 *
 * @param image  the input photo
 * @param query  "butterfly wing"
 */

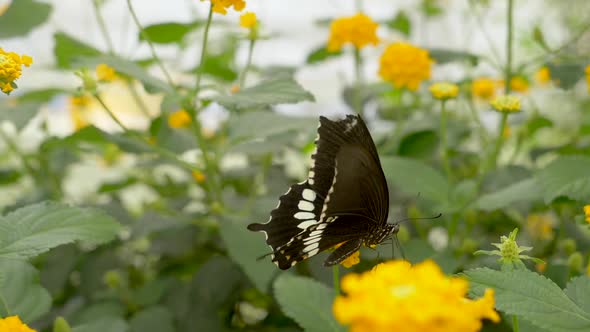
xmin=247 ymin=115 xmax=389 ymax=269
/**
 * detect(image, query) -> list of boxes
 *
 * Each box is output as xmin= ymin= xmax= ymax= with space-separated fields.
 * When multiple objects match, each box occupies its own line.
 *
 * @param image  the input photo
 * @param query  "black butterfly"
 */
xmin=248 ymin=114 xmax=398 ymax=269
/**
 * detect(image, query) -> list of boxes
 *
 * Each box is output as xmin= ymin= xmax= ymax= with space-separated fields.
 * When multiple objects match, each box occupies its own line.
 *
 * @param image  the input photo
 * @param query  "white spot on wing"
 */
xmin=310 ymin=230 xmax=322 ymax=237
xmin=294 ymin=212 xmax=315 ymax=220
xmin=298 ymin=200 xmax=314 ymax=211
xmin=304 ymin=242 xmax=319 ymax=252
xmin=302 ymin=189 xmax=316 ymax=201
xmin=297 ymin=219 xmax=317 ymax=229
xmin=308 ymin=248 xmax=319 ymax=257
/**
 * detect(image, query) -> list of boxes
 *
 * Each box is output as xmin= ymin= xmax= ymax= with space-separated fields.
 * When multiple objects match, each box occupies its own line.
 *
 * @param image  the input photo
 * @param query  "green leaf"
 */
xmin=129 ymin=306 xmax=174 ymax=332
xmin=140 ymin=21 xmax=200 ymax=44
xmin=385 ymin=11 xmax=411 ymax=37
xmin=381 ymin=156 xmax=450 ymax=204
xmin=565 ymin=276 xmax=590 ymax=313
xmin=535 ymin=155 xmax=590 ymax=203
xmin=54 ymin=32 xmax=102 ymax=69
xmin=429 ymin=48 xmax=478 ymax=66
xmin=0 ymin=259 xmax=51 ymax=322
xmin=0 ymin=202 xmax=121 ymax=260
xmin=227 ymin=111 xmax=316 ymax=141
xmin=0 ymin=101 xmax=41 ymax=130
xmin=274 ymin=274 xmax=344 ymax=332
xmin=219 ymin=217 xmax=276 ymax=292
xmin=547 ymin=62 xmax=585 ymax=89
xmin=306 ymin=45 xmax=342 ymax=64
xmin=73 ymin=55 xmax=173 ymax=94
xmin=211 ymin=77 xmax=315 ymax=110
xmin=397 ymin=130 xmax=437 ymax=158
xmin=72 ymin=318 xmax=127 ymax=332
xmin=465 ymin=268 xmax=590 ymax=332
xmin=0 ymin=0 xmax=51 ymax=38
xmin=475 ymin=178 xmax=543 ymax=211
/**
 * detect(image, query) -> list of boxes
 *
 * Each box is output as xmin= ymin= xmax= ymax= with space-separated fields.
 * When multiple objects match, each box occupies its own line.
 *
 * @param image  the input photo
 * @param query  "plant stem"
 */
xmin=333 ymin=265 xmax=340 ymax=295
xmin=94 ymin=93 xmax=129 ymax=131
xmin=126 ymin=0 xmax=175 ymax=87
xmin=126 ymin=81 xmax=152 ymax=119
xmin=512 ymin=315 xmax=519 ymax=332
xmin=505 ymin=0 xmax=514 ymax=95
xmin=194 ymin=4 xmax=214 ymax=102
xmin=239 ymin=38 xmax=256 ymax=88
xmin=353 ymin=47 xmax=363 ymax=114
xmin=91 ymin=0 xmax=115 ymax=53
xmin=489 ymin=112 xmax=508 ymax=170
xmin=439 ymin=100 xmax=452 ymax=182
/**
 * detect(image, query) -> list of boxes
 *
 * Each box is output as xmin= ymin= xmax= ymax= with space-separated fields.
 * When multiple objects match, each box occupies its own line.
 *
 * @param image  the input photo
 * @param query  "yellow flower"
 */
xmin=333 ymin=260 xmax=500 ymax=331
xmin=584 ymin=205 xmax=590 ymax=224
xmin=490 ymin=95 xmax=521 ymax=113
xmin=0 ymin=48 xmax=33 ymax=94
xmin=0 ymin=316 xmax=36 ymax=332
xmin=192 ymin=170 xmax=206 ymax=184
xmin=471 ymin=78 xmax=496 ymax=100
xmin=526 ymin=213 xmax=554 ymax=241
xmin=429 ymin=82 xmax=459 ymax=100
xmin=378 ymin=42 xmax=433 ymax=91
xmin=327 ymin=13 xmax=379 ymax=52
xmin=209 ymin=0 xmax=245 ymax=15
xmin=509 ymin=76 xmax=529 ymax=93
xmin=535 ymin=261 xmax=547 ymax=273
xmin=96 ymin=63 xmax=116 ymax=82
xmin=535 ymin=67 xmax=550 ymax=85
xmin=240 ymin=12 xmax=257 ymax=29
xmin=340 ymin=251 xmax=360 ymax=268
xmin=168 ymin=109 xmax=192 ymax=128
xmin=69 ymin=95 xmax=92 ymax=131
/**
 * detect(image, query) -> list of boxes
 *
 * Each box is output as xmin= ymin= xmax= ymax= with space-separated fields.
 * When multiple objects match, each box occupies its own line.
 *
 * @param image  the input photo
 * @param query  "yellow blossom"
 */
xmin=0 ymin=316 xmax=36 ymax=332
xmin=378 ymin=42 xmax=433 ymax=91
xmin=584 ymin=205 xmax=590 ymax=224
xmin=429 ymin=82 xmax=459 ymax=100
xmin=535 ymin=67 xmax=550 ymax=85
xmin=327 ymin=13 xmax=379 ymax=52
xmin=240 ymin=12 xmax=257 ymax=29
xmin=0 ymin=48 xmax=33 ymax=94
xmin=526 ymin=213 xmax=554 ymax=241
xmin=96 ymin=63 xmax=116 ymax=81
xmin=230 ymin=84 xmax=240 ymax=94
xmin=168 ymin=109 xmax=192 ymax=128
xmin=471 ymin=78 xmax=496 ymax=100
xmin=490 ymin=95 xmax=521 ymax=113
xmin=333 ymin=260 xmax=500 ymax=332
xmin=192 ymin=170 xmax=206 ymax=184
xmin=509 ymin=76 xmax=529 ymax=93
xmin=209 ymin=0 xmax=245 ymax=15
xmin=535 ymin=261 xmax=547 ymax=273
xmin=69 ymin=95 xmax=92 ymax=131
xmin=340 ymin=251 xmax=360 ymax=268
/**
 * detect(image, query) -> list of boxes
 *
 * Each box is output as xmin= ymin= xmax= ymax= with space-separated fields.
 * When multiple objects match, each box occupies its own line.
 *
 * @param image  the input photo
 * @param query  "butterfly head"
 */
xmin=365 ymin=222 xmax=400 ymax=247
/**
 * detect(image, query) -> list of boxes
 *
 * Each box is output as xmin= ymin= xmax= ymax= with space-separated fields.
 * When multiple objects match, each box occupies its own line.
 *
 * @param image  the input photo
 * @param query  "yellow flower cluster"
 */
xmin=535 ymin=67 xmax=550 ymax=85
xmin=471 ymin=77 xmax=496 ymax=100
xmin=210 ymin=0 xmax=245 ymax=15
xmin=490 ymin=95 xmax=521 ymax=113
xmin=192 ymin=170 xmax=206 ymax=184
xmin=0 ymin=316 xmax=36 ymax=332
xmin=333 ymin=260 xmax=500 ymax=332
xmin=509 ymin=76 xmax=529 ymax=93
xmin=168 ymin=109 xmax=192 ymax=128
xmin=0 ymin=48 xmax=32 ymax=94
xmin=378 ymin=42 xmax=433 ymax=91
xmin=327 ymin=13 xmax=379 ymax=52
xmin=584 ymin=205 xmax=590 ymax=224
xmin=429 ymin=82 xmax=459 ymax=100
xmin=96 ymin=63 xmax=116 ymax=81
xmin=240 ymin=12 xmax=257 ymax=29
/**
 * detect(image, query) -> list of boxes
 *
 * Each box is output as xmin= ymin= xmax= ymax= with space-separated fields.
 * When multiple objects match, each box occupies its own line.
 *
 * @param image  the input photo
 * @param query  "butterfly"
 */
xmin=247 ymin=114 xmax=399 ymax=269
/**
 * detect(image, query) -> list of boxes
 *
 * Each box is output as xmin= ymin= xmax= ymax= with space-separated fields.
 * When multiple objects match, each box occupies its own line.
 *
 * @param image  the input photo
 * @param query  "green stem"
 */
xmin=333 ymin=265 xmax=340 ymax=295
xmin=194 ymin=4 xmax=214 ymax=102
xmin=94 ymin=93 xmax=129 ymax=131
xmin=91 ymin=0 xmax=116 ymax=53
xmin=512 ymin=315 xmax=519 ymax=332
xmin=353 ymin=47 xmax=363 ymax=114
xmin=126 ymin=81 xmax=152 ymax=119
xmin=439 ymin=100 xmax=452 ymax=182
xmin=505 ymin=0 xmax=514 ymax=95
xmin=489 ymin=112 xmax=508 ymax=170
xmin=126 ymin=0 xmax=175 ymax=87
xmin=239 ymin=38 xmax=256 ymax=88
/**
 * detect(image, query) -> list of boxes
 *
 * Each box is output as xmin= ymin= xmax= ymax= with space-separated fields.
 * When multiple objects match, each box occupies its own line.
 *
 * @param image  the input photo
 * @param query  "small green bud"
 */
xmin=103 ymin=270 xmax=122 ymax=289
xmin=53 ymin=316 xmax=72 ymax=332
xmin=567 ymin=252 xmax=583 ymax=272
xmin=475 ymin=228 xmax=544 ymax=271
xmin=560 ymin=239 xmax=577 ymax=255
xmin=74 ymin=68 xmax=97 ymax=93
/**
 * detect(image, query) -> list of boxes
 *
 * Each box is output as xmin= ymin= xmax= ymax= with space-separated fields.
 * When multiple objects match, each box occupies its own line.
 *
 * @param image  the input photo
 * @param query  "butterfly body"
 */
xmin=248 ymin=114 xmax=396 ymax=269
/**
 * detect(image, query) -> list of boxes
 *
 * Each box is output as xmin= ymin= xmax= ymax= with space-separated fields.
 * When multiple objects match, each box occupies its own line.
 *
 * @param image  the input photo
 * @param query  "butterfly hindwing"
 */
xmin=248 ymin=114 xmax=390 ymax=269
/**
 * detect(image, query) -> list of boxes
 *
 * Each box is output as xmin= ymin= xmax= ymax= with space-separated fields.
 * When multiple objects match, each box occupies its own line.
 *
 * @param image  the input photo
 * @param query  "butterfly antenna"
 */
xmin=256 ymin=252 xmax=274 ymax=261
xmin=395 ymin=213 xmax=442 ymax=224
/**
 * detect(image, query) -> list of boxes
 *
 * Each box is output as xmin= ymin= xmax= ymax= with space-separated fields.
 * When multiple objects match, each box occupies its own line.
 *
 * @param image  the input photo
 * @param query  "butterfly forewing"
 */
xmin=247 ymin=114 xmax=390 ymax=269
